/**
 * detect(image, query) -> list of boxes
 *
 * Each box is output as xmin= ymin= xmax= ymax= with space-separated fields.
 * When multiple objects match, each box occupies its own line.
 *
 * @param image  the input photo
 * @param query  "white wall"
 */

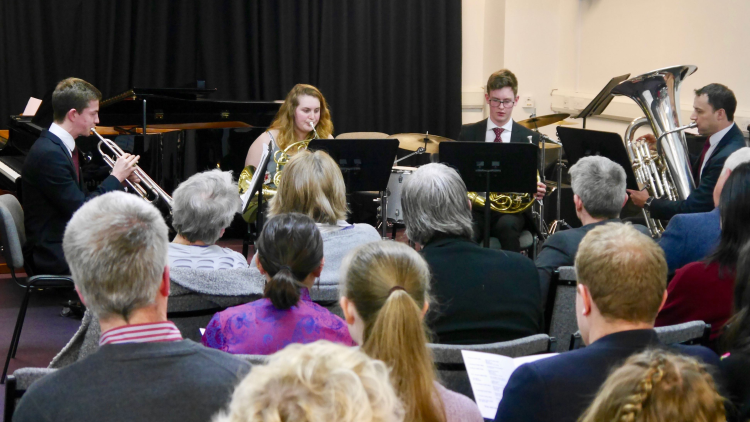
xmin=462 ymin=0 xmax=750 ymax=139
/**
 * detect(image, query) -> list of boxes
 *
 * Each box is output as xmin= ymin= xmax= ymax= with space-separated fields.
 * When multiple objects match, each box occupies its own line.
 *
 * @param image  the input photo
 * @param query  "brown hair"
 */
xmin=340 ymin=241 xmax=445 ymax=422
xmin=267 ymin=149 xmax=348 ymax=225
xmin=270 ymin=83 xmax=334 ymax=150
xmin=578 ymin=349 xmax=725 ymax=422
xmin=51 ymin=77 xmax=102 ymax=123
xmin=575 ymin=223 xmax=666 ymax=323
xmin=485 ymin=69 xmax=519 ymax=96
xmin=256 ymin=213 xmax=323 ymax=310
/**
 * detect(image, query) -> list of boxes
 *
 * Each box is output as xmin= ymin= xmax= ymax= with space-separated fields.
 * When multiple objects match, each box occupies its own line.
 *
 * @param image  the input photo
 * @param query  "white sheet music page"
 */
xmin=461 ymin=350 xmax=557 ymax=419
xmin=21 ymin=97 xmax=42 ymax=116
xmin=241 ymin=145 xmax=270 ymax=211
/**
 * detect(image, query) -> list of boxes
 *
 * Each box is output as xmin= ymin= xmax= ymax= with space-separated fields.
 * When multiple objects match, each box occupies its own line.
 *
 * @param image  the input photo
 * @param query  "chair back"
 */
xmin=0 ymin=194 xmax=25 ymax=270
xmin=429 ymin=334 xmax=552 ymax=399
xmin=546 ymin=266 xmax=578 ymax=352
xmin=236 ymin=354 xmax=268 ymax=366
xmin=655 ymin=321 xmax=711 ymax=346
xmin=4 ymin=368 xmax=56 ymax=422
xmin=335 ymin=132 xmax=389 ymax=139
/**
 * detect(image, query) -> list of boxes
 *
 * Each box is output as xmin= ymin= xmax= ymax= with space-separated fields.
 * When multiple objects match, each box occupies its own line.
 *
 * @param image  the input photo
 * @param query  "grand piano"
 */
xmin=2 ymin=88 xmax=281 ymax=204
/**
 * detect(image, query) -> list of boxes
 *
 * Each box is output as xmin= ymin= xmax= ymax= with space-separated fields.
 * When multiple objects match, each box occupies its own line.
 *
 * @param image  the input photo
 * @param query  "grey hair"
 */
xmin=171 ymin=169 xmax=242 ymax=244
xmin=401 ymin=163 xmax=473 ymax=244
xmin=723 ymin=147 xmax=750 ymax=172
xmin=63 ymin=191 xmax=168 ymax=321
xmin=569 ymin=156 xmax=627 ymax=219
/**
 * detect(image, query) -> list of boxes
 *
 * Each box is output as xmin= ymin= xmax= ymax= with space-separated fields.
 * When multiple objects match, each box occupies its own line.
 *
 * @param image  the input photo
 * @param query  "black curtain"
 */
xmin=0 ymin=0 xmax=462 ymax=138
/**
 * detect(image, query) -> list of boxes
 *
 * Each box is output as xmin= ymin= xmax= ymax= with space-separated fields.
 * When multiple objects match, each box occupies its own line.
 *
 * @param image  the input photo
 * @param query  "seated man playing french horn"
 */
xmin=627 ymin=83 xmax=745 ymax=221
xmin=457 ymin=69 xmax=546 ymax=252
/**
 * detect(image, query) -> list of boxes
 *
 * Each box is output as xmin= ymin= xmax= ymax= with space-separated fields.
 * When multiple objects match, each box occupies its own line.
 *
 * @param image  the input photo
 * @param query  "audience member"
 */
xmin=401 ymin=163 xmax=541 ymax=344
xmin=203 ymin=213 xmax=352 ymax=354
xmin=494 ymin=223 xmax=718 ymax=422
xmin=659 ymin=147 xmax=750 ymax=274
xmin=265 ymin=149 xmax=381 ymax=291
xmin=536 ymin=156 xmax=649 ymax=305
xmin=13 ymin=192 xmax=250 ymax=422
xmin=339 ymin=241 xmax=484 ymax=422
xmin=718 ymin=242 xmax=750 ymax=420
xmin=169 ymin=169 xmax=248 ymax=270
xmin=214 ymin=341 xmax=404 ymax=422
xmin=656 ymin=162 xmax=750 ymax=340
xmin=579 ymin=349 xmax=726 ymax=422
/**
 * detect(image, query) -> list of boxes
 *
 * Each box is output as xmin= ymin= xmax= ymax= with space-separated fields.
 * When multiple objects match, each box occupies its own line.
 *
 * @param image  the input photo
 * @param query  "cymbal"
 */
xmin=517 ymin=113 xmax=571 ymax=129
xmin=556 ymin=120 xmax=578 ymax=126
xmin=545 ymin=180 xmax=571 ymax=189
xmin=388 ymin=133 xmax=454 ymax=154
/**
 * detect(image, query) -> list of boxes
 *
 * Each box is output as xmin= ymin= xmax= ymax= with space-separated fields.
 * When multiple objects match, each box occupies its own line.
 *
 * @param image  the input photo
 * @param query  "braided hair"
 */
xmin=578 ymin=349 xmax=725 ymax=422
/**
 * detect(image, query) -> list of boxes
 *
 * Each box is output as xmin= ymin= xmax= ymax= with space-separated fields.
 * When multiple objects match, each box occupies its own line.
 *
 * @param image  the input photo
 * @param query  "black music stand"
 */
xmin=308 ymin=139 xmax=400 ymax=228
xmin=241 ymin=141 xmax=273 ymax=257
xmin=440 ymin=142 xmax=538 ymax=248
xmin=575 ymin=73 xmax=630 ymax=128
xmin=556 ymin=126 xmax=639 ymax=191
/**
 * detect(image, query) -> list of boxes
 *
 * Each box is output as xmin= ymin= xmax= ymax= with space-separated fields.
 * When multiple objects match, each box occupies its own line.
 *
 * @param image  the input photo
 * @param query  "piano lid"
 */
xmin=30 ymin=87 xmax=281 ymax=129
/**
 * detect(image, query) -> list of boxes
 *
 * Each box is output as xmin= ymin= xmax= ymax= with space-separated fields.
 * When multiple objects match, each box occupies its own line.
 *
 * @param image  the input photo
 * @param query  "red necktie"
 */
xmin=694 ymin=139 xmax=711 ymax=181
xmin=493 ymin=127 xmax=505 ymax=143
xmin=71 ymin=146 xmax=80 ymax=183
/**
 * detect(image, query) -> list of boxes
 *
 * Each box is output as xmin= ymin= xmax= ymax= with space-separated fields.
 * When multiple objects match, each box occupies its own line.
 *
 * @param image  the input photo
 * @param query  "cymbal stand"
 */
xmin=547 ymin=134 xmax=570 ymax=235
xmin=394 ymin=146 xmax=426 ymax=164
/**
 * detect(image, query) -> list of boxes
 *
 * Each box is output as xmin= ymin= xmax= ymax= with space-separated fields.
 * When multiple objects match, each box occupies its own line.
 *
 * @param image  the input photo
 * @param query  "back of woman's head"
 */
xmin=709 ymin=162 xmax=750 ymax=268
xmin=268 ymin=150 xmax=348 ymax=225
xmin=340 ymin=241 xmax=444 ymax=422
xmin=578 ymin=349 xmax=725 ymax=422
xmin=214 ymin=340 xmax=404 ymax=422
xmin=721 ymin=241 xmax=750 ymax=353
xmin=256 ymin=213 xmax=323 ymax=310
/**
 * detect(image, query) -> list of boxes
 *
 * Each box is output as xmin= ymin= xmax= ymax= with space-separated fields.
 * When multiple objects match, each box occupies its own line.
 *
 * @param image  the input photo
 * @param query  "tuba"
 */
xmin=611 ymin=65 xmax=697 ymax=237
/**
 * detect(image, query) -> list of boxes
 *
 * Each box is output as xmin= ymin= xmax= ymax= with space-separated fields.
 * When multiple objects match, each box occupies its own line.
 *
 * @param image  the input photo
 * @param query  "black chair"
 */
xmin=544 ymin=266 xmax=578 ymax=352
xmin=0 ymin=194 xmax=73 ymax=383
xmin=4 ymin=367 xmax=56 ymax=422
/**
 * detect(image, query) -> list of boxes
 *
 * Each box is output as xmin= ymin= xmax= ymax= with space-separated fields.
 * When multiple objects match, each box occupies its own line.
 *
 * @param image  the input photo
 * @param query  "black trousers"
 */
xmin=472 ymin=211 xmax=526 ymax=252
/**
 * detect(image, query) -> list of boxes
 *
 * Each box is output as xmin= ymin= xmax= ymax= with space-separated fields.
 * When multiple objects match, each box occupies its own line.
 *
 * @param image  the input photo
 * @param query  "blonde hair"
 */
xmin=214 ymin=341 xmax=404 ymax=422
xmin=575 ymin=223 xmax=666 ymax=323
xmin=268 ymin=149 xmax=348 ymax=225
xmin=340 ymin=241 xmax=445 ymax=422
xmin=578 ymin=349 xmax=725 ymax=422
xmin=270 ymin=84 xmax=333 ymax=150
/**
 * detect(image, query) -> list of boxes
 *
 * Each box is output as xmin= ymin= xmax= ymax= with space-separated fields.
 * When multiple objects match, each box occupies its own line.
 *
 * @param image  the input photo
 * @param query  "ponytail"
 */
xmin=263 ymin=267 xmax=303 ymax=310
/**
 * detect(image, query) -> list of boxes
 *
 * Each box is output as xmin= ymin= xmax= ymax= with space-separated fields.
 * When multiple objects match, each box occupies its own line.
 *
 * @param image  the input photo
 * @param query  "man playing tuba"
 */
xmin=627 ymin=84 xmax=746 ymax=221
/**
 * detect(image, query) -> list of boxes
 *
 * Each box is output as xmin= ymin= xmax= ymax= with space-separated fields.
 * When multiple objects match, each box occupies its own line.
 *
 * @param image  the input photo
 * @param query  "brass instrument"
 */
xmin=611 ymin=65 xmax=698 ymax=237
xmin=91 ymin=129 xmax=173 ymax=210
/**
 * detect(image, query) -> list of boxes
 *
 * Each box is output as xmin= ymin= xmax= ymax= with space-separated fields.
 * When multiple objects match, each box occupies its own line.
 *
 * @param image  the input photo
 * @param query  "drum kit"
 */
xmin=383 ymin=114 xmax=573 ymax=242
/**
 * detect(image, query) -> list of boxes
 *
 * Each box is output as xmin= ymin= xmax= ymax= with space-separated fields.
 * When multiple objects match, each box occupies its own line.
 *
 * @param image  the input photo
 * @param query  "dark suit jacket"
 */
xmin=535 ymin=219 xmax=650 ymax=305
xmin=650 ymin=123 xmax=746 ymax=220
xmin=422 ymin=235 xmax=542 ymax=344
xmin=494 ymin=329 xmax=719 ymax=422
xmin=658 ymin=207 xmax=720 ymax=274
xmin=457 ymin=118 xmax=541 ymax=145
xmin=22 ymin=130 xmax=123 ymax=274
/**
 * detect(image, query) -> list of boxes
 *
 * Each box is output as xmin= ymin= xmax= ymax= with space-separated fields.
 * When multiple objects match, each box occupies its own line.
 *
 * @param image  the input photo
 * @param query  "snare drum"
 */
xmin=386 ymin=166 xmax=417 ymax=223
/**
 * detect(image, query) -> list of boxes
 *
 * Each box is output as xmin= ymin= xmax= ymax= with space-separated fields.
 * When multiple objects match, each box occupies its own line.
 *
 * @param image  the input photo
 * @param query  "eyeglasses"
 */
xmin=489 ymin=99 xmax=515 ymax=108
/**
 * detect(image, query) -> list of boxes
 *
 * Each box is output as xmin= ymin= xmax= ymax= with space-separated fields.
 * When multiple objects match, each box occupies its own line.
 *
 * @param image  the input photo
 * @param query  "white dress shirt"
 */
xmin=48 ymin=123 xmax=76 ymax=157
xmin=485 ymin=118 xmax=514 ymax=143
xmin=699 ymin=123 xmax=735 ymax=176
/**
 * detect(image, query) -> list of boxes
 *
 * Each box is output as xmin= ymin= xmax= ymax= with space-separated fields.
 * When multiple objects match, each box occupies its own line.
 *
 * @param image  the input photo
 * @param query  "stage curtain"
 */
xmin=0 ymin=0 xmax=462 ymax=138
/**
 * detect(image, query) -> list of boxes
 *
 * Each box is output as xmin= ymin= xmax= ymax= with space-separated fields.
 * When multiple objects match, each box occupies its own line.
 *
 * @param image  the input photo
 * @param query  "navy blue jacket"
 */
xmin=22 ymin=130 xmax=123 ymax=274
xmin=494 ymin=329 xmax=719 ymax=422
xmin=457 ymin=118 xmax=541 ymax=145
xmin=658 ymin=207 xmax=720 ymax=274
xmin=650 ymin=123 xmax=746 ymax=220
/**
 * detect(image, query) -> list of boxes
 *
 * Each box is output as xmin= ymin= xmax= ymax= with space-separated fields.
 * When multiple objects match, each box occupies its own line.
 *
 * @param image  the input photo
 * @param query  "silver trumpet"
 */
xmin=91 ymin=128 xmax=173 ymax=210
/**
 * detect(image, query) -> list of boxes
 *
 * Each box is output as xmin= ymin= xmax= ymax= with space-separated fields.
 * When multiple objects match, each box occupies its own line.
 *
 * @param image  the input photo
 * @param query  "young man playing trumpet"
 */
xmin=22 ymin=77 xmax=140 ymax=275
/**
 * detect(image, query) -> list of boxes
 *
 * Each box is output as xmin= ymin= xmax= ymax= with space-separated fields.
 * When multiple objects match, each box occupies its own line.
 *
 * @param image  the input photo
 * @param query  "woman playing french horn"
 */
xmin=242 ymin=84 xmax=334 ymax=221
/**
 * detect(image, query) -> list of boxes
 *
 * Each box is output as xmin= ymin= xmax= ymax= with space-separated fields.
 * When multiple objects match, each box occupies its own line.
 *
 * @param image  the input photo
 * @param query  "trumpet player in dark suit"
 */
xmin=628 ymin=83 xmax=746 ymax=221
xmin=22 ymin=77 xmax=139 ymax=275
xmin=457 ymin=69 xmax=546 ymax=251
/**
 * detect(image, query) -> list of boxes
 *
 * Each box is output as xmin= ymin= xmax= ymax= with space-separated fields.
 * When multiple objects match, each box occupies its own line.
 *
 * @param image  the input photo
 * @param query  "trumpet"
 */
xmin=91 ymin=128 xmax=173 ymax=210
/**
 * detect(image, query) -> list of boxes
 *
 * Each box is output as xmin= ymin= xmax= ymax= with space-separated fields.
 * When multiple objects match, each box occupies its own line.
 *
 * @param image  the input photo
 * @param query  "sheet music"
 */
xmin=461 ymin=350 xmax=557 ymax=419
xmin=21 ymin=97 xmax=42 ymax=116
xmin=241 ymin=144 xmax=271 ymax=212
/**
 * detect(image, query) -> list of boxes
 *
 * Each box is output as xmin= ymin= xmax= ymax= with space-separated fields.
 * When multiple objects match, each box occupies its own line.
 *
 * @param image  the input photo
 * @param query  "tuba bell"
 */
xmin=611 ymin=65 xmax=697 ymax=237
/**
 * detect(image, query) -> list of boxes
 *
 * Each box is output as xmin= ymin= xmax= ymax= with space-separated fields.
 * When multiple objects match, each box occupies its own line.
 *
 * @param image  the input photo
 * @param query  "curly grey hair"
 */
xmin=171 ymin=169 xmax=242 ymax=244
